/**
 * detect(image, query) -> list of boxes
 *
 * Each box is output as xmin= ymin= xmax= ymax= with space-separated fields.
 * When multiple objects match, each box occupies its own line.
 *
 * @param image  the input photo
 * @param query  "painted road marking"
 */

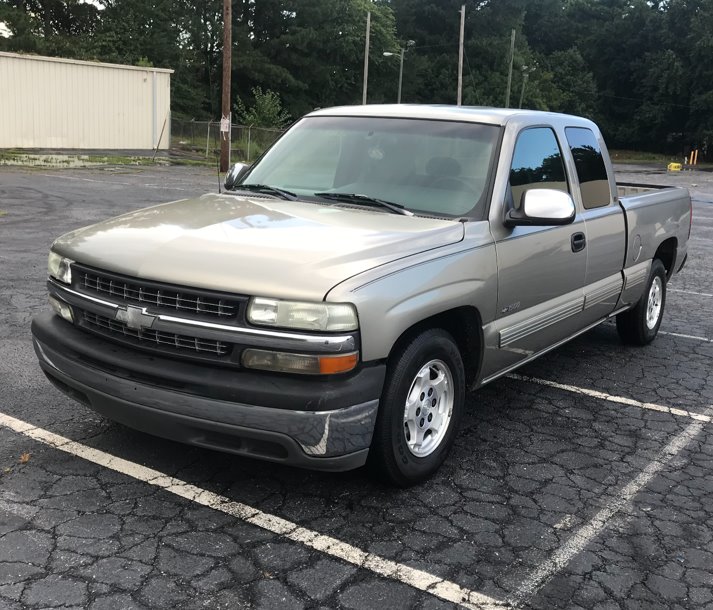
xmin=508 ymin=374 xmax=712 ymax=423
xmin=0 ymin=411 xmax=506 ymax=610
xmin=34 ymin=173 xmax=194 ymax=191
xmin=508 ymin=413 xmax=708 ymax=607
xmin=668 ymin=288 xmax=713 ymax=298
xmin=659 ymin=330 xmax=711 ymax=342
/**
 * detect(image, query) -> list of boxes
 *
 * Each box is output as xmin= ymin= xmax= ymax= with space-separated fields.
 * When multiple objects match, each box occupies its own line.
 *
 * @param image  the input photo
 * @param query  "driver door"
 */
xmin=490 ymin=127 xmax=587 ymax=373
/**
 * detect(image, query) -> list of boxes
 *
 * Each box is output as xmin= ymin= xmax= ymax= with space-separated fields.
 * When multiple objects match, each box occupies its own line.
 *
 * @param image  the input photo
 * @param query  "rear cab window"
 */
xmin=564 ymin=127 xmax=612 ymax=209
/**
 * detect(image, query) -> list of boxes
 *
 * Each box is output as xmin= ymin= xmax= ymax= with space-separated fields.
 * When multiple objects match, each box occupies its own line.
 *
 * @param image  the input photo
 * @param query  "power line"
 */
xmin=408 ymin=43 xmax=459 ymax=51
xmin=464 ymin=51 xmax=480 ymax=105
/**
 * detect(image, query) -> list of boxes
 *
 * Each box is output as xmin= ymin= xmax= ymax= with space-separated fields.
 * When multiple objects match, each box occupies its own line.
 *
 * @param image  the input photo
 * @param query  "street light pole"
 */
xmin=518 ymin=73 xmax=528 ymax=109
xmin=505 ymin=28 xmax=516 ymax=108
xmin=397 ymin=47 xmax=405 ymax=104
xmin=518 ymin=64 xmax=535 ymax=109
xmin=362 ymin=11 xmax=371 ymax=105
xmin=384 ymin=40 xmax=414 ymax=104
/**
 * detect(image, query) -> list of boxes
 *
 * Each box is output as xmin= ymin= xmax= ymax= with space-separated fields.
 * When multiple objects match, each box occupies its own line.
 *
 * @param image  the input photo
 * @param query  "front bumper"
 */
xmin=32 ymin=312 xmax=385 ymax=471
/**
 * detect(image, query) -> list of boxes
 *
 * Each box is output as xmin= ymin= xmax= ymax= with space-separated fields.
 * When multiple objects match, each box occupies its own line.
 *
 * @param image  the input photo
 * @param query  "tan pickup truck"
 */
xmin=32 ymin=105 xmax=691 ymax=486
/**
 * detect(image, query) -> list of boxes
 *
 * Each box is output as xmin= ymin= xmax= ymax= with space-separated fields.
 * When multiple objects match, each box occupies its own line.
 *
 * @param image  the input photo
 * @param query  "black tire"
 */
xmin=368 ymin=329 xmax=465 ymax=487
xmin=616 ymin=259 xmax=667 ymax=345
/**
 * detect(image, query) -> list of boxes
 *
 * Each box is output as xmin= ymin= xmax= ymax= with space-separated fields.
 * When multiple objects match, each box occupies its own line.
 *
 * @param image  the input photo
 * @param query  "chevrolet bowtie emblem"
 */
xmin=114 ymin=305 xmax=156 ymax=330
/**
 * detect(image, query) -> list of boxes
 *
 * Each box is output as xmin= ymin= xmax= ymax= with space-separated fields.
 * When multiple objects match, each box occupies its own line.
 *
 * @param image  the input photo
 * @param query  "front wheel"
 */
xmin=616 ymin=259 xmax=667 ymax=345
xmin=368 ymin=329 xmax=465 ymax=487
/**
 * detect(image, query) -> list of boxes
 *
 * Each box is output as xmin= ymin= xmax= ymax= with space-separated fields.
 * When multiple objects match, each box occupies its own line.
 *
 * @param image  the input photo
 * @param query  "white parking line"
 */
xmin=0 ymin=411 xmax=506 ymax=610
xmin=668 ymin=288 xmax=713 ymax=298
xmin=659 ymin=330 xmax=711 ymax=342
xmin=34 ymin=173 xmax=194 ymax=191
xmin=508 ymin=413 xmax=707 ymax=607
xmin=502 ymin=371 xmax=713 ymax=604
xmin=507 ymin=374 xmax=712 ymax=423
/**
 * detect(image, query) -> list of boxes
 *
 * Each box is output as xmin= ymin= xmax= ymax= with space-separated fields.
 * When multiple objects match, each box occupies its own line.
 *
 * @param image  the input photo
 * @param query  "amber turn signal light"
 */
xmin=318 ymin=352 xmax=359 ymax=375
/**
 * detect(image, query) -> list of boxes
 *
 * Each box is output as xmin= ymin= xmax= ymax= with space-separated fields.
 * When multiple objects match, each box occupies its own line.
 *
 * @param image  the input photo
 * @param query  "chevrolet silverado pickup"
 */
xmin=32 ymin=105 xmax=692 ymax=486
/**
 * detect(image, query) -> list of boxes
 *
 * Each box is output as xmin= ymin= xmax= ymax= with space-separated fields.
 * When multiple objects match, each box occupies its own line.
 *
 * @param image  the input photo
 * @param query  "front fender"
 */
xmin=326 ymin=227 xmax=497 ymax=362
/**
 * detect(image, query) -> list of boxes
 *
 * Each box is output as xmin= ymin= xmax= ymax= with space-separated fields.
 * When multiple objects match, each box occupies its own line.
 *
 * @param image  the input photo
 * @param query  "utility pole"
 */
xmin=362 ymin=11 xmax=371 ymax=105
xmin=457 ymin=5 xmax=465 ymax=106
xmin=219 ymin=0 xmax=232 ymax=172
xmin=504 ymin=29 xmax=515 ymax=108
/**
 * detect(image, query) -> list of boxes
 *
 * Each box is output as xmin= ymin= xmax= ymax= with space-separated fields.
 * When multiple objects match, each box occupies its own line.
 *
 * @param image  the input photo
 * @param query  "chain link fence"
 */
xmin=170 ymin=118 xmax=284 ymax=162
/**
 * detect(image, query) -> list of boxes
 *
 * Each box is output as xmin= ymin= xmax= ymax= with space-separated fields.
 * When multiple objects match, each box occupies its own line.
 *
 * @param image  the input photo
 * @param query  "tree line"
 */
xmin=1 ymin=0 xmax=711 ymax=157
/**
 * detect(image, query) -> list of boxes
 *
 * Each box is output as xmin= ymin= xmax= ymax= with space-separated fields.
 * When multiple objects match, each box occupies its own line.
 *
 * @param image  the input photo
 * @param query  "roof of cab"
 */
xmin=305 ymin=104 xmax=589 ymax=127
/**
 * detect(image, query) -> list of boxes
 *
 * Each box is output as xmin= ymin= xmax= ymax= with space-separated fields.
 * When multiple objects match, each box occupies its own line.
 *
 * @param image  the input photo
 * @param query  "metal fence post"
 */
xmin=206 ymin=122 xmax=211 ymax=158
xmin=169 ymin=119 xmax=284 ymax=159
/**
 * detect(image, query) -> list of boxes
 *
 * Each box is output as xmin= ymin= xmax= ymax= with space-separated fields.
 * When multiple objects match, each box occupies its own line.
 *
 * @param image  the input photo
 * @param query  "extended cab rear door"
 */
xmin=563 ymin=126 xmax=626 ymax=324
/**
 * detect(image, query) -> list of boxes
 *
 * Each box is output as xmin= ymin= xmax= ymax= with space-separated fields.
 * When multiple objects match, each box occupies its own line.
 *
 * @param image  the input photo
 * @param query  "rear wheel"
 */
xmin=616 ymin=259 xmax=667 ymax=345
xmin=368 ymin=329 xmax=465 ymax=487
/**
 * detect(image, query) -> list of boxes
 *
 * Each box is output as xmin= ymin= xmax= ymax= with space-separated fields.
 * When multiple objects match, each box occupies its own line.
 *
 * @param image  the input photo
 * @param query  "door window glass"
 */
xmin=509 ymin=128 xmax=568 ymax=208
xmin=565 ymin=127 xmax=611 ymax=209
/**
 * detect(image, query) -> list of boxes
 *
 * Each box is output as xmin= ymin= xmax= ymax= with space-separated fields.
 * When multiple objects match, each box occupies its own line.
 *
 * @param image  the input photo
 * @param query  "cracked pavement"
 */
xmin=0 ymin=164 xmax=712 ymax=609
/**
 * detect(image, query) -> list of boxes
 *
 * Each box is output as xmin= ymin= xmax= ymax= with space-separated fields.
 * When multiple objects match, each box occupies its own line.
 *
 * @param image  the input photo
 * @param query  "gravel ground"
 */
xmin=0 ymin=163 xmax=712 ymax=609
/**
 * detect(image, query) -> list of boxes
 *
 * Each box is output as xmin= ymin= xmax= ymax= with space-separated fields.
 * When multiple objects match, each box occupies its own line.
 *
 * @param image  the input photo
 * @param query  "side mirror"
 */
xmin=224 ymin=163 xmax=250 ymax=190
xmin=505 ymin=189 xmax=576 ymax=227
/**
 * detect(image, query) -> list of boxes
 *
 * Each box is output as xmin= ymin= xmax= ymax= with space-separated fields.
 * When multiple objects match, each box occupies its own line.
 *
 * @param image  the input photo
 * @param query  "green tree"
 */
xmin=0 ymin=0 xmax=100 ymax=55
xmin=683 ymin=0 xmax=713 ymax=149
xmin=241 ymin=0 xmax=398 ymax=114
xmin=2 ymin=0 xmax=712 ymax=156
xmin=235 ymin=86 xmax=291 ymax=128
xmin=536 ymin=48 xmax=598 ymax=116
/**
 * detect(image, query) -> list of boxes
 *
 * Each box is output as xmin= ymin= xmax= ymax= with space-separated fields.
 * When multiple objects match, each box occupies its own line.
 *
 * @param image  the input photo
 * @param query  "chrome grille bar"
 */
xmin=79 ymin=269 xmax=239 ymax=319
xmin=83 ymin=311 xmax=231 ymax=356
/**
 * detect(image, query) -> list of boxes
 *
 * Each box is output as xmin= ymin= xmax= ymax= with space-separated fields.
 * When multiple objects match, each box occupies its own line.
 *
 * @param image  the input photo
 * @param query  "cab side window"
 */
xmin=509 ymin=127 xmax=568 ymax=208
xmin=565 ymin=127 xmax=611 ymax=209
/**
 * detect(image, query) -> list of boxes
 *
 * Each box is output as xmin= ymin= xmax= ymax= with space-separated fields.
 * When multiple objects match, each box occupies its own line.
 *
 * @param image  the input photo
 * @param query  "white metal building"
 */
xmin=0 ymin=52 xmax=173 ymax=150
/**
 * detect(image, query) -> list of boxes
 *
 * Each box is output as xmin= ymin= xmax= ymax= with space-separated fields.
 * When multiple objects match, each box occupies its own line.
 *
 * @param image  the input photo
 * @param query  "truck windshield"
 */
xmin=241 ymin=116 xmax=500 ymax=218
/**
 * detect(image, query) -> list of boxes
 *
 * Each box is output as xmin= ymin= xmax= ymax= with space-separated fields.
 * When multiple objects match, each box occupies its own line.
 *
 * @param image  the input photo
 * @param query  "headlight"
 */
xmin=48 ymin=251 xmax=74 ymax=285
xmin=248 ymin=297 xmax=358 ymax=332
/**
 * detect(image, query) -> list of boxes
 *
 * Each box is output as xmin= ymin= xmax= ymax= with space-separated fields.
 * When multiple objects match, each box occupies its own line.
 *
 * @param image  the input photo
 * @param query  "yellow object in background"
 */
xmin=668 ymin=162 xmax=682 ymax=172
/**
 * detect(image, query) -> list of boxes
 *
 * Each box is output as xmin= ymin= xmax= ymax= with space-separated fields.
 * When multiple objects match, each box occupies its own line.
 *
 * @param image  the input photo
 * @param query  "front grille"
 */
xmin=77 ymin=267 xmax=240 ymax=320
xmin=82 ymin=311 xmax=231 ymax=357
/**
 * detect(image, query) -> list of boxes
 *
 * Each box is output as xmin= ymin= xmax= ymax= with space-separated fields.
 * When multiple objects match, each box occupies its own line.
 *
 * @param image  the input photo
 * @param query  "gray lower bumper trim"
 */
xmin=34 ymin=338 xmax=378 ymax=471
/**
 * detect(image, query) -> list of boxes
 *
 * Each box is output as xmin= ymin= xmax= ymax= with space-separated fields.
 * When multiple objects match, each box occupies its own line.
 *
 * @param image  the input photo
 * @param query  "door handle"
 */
xmin=571 ymin=232 xmax=586 ymax=252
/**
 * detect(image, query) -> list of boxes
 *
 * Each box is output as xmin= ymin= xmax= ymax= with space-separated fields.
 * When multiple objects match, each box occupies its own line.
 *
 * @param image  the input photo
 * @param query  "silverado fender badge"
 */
xmin=115 ymin=305 xmax=157 ymax=330
xmin=501 ymin=301 xmax=521 ymax=314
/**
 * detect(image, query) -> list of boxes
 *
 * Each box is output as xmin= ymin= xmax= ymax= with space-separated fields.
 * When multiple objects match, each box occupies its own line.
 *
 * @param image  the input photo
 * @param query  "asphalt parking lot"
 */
xmin=1 ymin=163 xmax=712 ymax=610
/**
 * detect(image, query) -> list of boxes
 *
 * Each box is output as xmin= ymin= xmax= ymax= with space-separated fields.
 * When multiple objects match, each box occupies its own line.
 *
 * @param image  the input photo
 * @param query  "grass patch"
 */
xmin=0 ymin=151 xmax=168 ymax=167
xmin=609 ymin=149 xmax=713 ymax=170
xmin=0 ymin=150 xmax=240 ymax=168
xmin=167 ymin=156 xmax=217 ymax=167
xmin=609 ymin=150 xmax=680 ymax=163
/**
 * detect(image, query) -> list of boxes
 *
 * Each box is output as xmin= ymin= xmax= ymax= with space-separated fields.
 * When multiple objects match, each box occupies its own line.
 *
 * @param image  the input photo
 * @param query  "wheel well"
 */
xmin=654 ymin=237 xmax=677 ymax=279
xmin=388 ymin=307 xmax=483 ymax=387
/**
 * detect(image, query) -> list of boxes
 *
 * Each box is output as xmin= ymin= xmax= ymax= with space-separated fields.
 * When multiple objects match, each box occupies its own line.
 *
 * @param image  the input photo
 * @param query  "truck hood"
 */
xmin=53 ymin=193 xmax=464 ymax=300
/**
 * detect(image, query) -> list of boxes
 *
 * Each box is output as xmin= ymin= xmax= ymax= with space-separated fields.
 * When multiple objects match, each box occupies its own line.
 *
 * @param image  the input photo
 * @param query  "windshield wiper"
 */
xmin=233 ymin=184 xmax=298 ymax=201
xmin=314 ymin=192 xmax=413 ymax=216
